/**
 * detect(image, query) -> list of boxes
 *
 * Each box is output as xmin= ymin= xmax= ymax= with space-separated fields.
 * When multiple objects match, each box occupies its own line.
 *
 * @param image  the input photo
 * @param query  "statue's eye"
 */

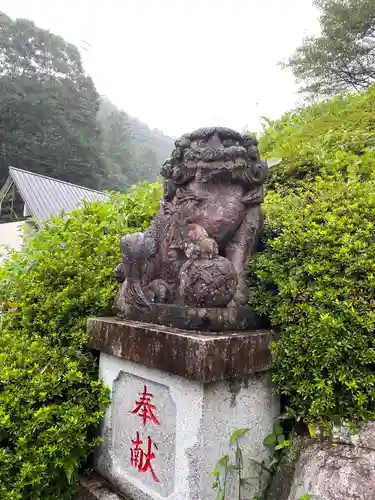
xmin=223 ymin=139 xmax=236 ymax=147
xmin=197 ymin=139 xmax=207 ymax=148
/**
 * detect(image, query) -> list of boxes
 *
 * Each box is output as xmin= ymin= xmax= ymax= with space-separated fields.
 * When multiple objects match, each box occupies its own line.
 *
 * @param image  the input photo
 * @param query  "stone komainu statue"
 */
xmin=115 ymin=127 xmax=268 ymax=316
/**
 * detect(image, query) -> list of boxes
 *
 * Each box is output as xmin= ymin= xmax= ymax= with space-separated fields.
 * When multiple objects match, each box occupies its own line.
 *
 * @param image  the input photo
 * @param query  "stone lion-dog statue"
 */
xmin=115 ymin=127 xmax=268 ymax=318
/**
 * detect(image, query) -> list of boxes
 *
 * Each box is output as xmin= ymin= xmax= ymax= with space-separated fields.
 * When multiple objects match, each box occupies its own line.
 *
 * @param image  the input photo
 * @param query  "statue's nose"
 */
xmin=207 ymin=133 xmax=222 ymax=149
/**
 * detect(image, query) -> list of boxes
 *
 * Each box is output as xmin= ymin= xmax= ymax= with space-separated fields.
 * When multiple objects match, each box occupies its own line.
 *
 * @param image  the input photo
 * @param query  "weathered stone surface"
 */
xmin=122 ymin=303 xmax=268 ymax=331
xmin=87 ymin=317 xmax=274 ymax=382
xmin=267 ymin=463 xmax=296 ymax=500
xmin=114 ymin=127 xmax=268 ymax=318
xmin=330 ymin=421 xmax=375 ymax=450
xmin=288 ymin=427 xmax=375 ymax=500
xmin=94 ymin=354 xmax=280 ymax=500
xmin=78 ymin=472 xmax=127 ymax=500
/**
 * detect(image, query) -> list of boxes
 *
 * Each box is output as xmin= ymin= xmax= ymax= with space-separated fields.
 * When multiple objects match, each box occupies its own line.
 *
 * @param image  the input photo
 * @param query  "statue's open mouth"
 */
xmin=198 ymin=156 xmax=248 ymax=176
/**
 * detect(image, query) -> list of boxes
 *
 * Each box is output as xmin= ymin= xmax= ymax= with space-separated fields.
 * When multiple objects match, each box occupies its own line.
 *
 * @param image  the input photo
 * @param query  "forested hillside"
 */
xmin=98 ymin=98 xmax=173 ymax=190
xmin=0 ymin=12 xmax=173 ymax=192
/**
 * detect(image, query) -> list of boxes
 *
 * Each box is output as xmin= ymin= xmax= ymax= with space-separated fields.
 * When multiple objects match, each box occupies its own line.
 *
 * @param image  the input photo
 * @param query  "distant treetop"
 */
xmin=282 ymin=0 xmax=375 ymax=97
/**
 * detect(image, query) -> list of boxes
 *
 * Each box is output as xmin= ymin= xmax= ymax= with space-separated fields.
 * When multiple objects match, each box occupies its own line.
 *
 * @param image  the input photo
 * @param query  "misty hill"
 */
xmin=0 ymin=11 xmax=174 ymax=193
xmin=98 ymin=98 xmax=174 ymax=190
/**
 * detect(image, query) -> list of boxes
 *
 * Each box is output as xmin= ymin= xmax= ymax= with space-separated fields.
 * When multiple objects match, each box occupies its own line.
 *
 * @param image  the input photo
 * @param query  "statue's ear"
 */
xmin=160 ymin=158 xmax=172 ymax=178
xmin=240 ymin=133 xmax=258 ymax=148
xmin=171 ymin=147 xmax=183 ymax=161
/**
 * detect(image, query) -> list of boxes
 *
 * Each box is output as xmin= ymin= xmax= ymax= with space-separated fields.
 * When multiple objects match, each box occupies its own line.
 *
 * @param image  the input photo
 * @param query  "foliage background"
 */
xmin=260 ymin=83 xmax=375 ymax=193
xmin=251 ymin=82 xmax=375 ymax=426
xmin=0 ymin=183 xmax=161 ymax=499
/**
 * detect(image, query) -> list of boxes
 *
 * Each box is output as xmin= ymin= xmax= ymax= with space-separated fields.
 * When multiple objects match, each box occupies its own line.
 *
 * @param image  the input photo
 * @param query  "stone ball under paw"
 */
xmin=179 ymin=256 xmax=238 ymax=307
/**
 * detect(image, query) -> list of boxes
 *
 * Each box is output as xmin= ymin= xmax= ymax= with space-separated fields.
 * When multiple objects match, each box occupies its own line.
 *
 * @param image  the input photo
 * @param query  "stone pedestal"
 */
xmin=87 ymin=317 xmax=279 ymax=500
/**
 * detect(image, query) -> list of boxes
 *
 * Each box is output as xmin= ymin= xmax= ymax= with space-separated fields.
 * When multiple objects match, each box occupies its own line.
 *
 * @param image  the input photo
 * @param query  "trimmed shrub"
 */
xmin=0 ymin=182 xmax=162 ymax=499
xmin=251 ymin=176 xmax=375 ymax=426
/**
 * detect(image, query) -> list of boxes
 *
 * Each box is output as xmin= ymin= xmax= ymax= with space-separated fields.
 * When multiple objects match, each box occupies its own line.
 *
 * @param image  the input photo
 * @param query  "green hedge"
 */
xmin=251 ymin=177 xmax=375 ymax=425
xmin=252 ymin=84 xmax=375 ymax=426
xmin=0 ymin=183 xmax=161 ymax=499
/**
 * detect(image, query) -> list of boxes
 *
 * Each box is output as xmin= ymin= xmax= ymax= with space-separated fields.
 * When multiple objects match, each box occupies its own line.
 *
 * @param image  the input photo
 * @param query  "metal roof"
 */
xmin=7 ymin=167 xmax=109 ymax=227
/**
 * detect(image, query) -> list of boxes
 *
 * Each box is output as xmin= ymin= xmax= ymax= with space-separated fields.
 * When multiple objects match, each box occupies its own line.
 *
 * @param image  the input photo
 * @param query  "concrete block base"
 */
xmin=88 ymin=318 xmax=279 ymax=500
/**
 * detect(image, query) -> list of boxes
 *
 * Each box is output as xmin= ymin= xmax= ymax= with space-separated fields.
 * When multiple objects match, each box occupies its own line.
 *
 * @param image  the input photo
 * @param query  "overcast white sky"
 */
xmin=1 ymin=0 xmax=320 ymax=137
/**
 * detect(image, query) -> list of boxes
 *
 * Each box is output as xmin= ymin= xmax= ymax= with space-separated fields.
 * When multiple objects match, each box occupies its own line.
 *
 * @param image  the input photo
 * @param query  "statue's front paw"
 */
xmin=146 ymin=279 xmax=170 ymax=304
xmin=228 ymin=289 xmax=248 ymax=307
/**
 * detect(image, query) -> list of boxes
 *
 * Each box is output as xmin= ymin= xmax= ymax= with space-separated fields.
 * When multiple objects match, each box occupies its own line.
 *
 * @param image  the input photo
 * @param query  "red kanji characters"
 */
xmin=130 ymin=432 xmax=160 ymax=483
xmin=130 ymin=431 xmax=143 ymax=470
xmin=131 ymin=384 xmax=160 ymax=426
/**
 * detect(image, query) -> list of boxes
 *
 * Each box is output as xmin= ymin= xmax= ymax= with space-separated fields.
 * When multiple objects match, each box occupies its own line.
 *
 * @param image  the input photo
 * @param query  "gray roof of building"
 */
xmin=8 ymin=167 xmax=109 ymax=227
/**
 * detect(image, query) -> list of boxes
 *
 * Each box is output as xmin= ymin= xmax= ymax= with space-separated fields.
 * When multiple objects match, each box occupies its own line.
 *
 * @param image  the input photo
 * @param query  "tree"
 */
xmin=98 ymin=101 xmax=136 ymax=189
xmin=98 ymin=98 xmax=174 ymax=189
xmin=0 ymin=12 xmax=106 ymax=189
xmin=282 ymin=0 xmax=375 ymax=97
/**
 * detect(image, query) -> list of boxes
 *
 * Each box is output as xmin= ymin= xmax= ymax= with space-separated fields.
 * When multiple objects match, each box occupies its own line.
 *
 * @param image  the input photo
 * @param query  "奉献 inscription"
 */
xmin=111 ymin=372 xmax=176 ymax=496
xmin=130 ymin=384 xmax=160 ymax=482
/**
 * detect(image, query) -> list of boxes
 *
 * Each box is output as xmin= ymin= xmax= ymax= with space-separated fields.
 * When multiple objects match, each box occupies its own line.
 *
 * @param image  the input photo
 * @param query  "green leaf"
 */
xmin=275 ymin=439 xmax=292 ymax=450
xmin=267 ymin=157 xmax=282 ymax=168
xmin=64 ymin=463 xmax=75 ymax=485
xmin=274 ymin=424 xmax=284 ymax=436
xmin=308 ymin=424 xmax=317 ymax=438
xmin=236 ymin=443 xmax=244 ymax=466
xmin=231 ymin=428 xmax=249 ymax=442
xmin=218 ymin=455 xmax=229 ymax=467
xmin=277 ymin=433 xmax=286 ymax=444
xmin=263 ymin=433 xmax=277 ymax=447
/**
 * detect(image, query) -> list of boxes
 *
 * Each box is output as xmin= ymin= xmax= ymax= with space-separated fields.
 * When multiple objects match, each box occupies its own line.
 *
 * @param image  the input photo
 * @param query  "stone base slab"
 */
xmin=119 ymin=303 xmax=269 ymax=331
xmin=88 ymin=317 xmax=274 ymax=382
xmin=78 ymin=472 xmax=128 ymax=499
